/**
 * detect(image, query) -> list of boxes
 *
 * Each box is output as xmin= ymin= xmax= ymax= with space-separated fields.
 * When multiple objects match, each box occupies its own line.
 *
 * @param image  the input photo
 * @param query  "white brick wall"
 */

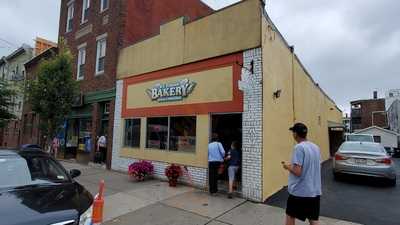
xmin=111 ymin=80 xmax=207 ymax=188
xmin=240 ymin=48 xmax=263 ymax=201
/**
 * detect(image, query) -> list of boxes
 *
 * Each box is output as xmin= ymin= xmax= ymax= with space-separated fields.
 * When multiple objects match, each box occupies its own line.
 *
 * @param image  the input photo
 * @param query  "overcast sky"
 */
xmin=1 ymin=0 xmax=399 ymax=114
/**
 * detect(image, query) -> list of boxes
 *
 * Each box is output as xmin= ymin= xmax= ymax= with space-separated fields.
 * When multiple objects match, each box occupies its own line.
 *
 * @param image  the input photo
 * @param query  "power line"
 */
xmin=0 ymin=38 xmax=16 ymax=47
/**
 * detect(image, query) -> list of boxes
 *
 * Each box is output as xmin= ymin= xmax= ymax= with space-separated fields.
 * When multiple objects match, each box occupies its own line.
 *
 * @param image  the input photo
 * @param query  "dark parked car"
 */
xmin=0 ymin=148 xmax=93 ymax=225
xmin=20 ymin=144 xmax=41 ymax=150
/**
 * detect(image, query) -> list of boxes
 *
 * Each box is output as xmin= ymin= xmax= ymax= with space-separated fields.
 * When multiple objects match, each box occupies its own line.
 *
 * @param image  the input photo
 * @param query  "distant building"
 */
xmin=387 ymin=99 xmax=400 ymax=134
xmin=20 ymin=47 xmax=58 ymax=147
xmin=0 ymin=44 xmax=34 ymax=148
xmin=34 ymin=37 xmax=57 ymax=56
xmin=354 ymin=126 xmax=399 ymax=149
xmin=350 ymin=91 xmax=387 ymax=132
xmin=385 ymin=89 xmax=400 ymax=110
xmin=343 ymin=113 xmax=351 ymax=133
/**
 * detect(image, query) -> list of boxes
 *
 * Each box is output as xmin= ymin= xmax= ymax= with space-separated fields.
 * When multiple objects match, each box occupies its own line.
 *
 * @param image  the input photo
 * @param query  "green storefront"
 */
xmin=63 ymin=88 xmax=115 ymax=164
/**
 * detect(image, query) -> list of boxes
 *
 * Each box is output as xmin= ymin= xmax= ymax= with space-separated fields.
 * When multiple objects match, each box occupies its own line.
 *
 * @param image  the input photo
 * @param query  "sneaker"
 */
xmin=228 ymin=193 xmax=233 ymax=199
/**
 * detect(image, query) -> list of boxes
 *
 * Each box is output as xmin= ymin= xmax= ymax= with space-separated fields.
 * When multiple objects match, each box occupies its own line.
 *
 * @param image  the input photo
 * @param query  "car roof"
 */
xmin=0 ymin=149 xmax=19 ymax=156
xmin=341 ymin=141 xmax=383 ymax=148
xmin=0 ymin=148 xmax=48 ymax=157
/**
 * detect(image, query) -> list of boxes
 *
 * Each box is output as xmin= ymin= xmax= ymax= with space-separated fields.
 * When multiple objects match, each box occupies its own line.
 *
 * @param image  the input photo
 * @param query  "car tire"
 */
xmin=388 ymin=178 xmax=396 ymax=187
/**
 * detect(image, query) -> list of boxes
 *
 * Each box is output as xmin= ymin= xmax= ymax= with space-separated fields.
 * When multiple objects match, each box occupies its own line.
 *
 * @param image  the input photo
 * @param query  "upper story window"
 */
xmin=95 ymin=34 xmax=107 ymax=75
xmin=100 ymin=0 xmax=108 ymax=12
xmin=81 ymin=0 xmax=90 ymax=24
xmin=77 ymin=44 xmax=86 ymax=80
xmin=66 ymin=3 xmax=74 ymax=32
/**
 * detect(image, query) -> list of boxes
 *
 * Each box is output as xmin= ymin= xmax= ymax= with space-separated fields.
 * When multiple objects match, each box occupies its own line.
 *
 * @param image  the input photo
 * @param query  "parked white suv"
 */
xmin=345 ymin=134 xmax=375 ymax=143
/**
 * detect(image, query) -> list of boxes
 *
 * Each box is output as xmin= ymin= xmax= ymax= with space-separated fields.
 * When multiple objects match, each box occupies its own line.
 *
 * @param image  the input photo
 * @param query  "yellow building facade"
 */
xmin=111 ymin=0 xmax=342 ymax=202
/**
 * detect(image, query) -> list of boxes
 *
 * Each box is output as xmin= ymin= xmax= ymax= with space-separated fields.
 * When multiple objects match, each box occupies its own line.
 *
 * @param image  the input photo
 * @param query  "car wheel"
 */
xmin=388 ymin=178 xmax=396 ymax=187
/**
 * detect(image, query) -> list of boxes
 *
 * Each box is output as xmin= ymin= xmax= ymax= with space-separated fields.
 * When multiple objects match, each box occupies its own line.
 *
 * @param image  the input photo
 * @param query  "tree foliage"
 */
xmin=26 ymin=47 xmax=78 ymax=142
xmin=0 ymin=79 xmax=16 ymax=128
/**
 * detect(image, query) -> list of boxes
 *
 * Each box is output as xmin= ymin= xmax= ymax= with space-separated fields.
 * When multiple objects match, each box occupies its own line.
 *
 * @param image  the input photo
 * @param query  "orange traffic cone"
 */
xmin=92 ymin=180 xmax=105 ymax=225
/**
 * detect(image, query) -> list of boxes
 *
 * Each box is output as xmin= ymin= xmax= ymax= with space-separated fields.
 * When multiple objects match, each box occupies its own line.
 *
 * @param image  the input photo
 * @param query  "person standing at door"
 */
xmin=97 ymin=134 xmax=107 ymax=164
xmin=282 ymin=123 xmax=322 ymax=225
xmin=208 ymin=133 xmax=225 ymax=195
xmin=226 ymin=141 xmax=241 ymax=199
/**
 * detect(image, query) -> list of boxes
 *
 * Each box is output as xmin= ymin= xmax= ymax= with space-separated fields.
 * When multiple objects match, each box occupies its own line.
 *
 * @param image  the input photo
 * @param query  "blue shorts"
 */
xmin=228 ymin=166 xmax=239 ymax=182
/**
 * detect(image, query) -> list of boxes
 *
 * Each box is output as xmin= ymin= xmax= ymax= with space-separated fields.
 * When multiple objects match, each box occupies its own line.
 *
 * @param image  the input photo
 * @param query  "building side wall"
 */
xmin=117 ymin=0 xmax=262 ymax=78
xmin=387 ymin=100 xmax=400 ymax=134
xmin=261 ymin=16 xmax=342 ymax=199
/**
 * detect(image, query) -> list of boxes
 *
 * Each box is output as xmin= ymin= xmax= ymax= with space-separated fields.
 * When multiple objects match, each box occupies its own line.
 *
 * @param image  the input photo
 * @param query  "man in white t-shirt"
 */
xmin=97 ymin=135 xmax=107 ymax=164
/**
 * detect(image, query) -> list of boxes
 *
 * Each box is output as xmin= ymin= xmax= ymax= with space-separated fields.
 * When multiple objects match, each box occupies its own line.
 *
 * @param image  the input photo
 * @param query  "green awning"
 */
xmin=66 ymin=105 xmax=92 ymax=119
xmin=84 ymin=88 xmax=115 ymax=104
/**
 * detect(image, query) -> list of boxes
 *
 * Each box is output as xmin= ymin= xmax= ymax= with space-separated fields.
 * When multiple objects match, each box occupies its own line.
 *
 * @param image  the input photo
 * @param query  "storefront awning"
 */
xmin=66 ymin=105 xmax=92 ymax=119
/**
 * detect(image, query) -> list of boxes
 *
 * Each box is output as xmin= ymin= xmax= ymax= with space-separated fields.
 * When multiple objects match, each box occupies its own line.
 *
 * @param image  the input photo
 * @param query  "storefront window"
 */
xmin=145 ymin=116 xmax=196 ymax=152
xmin=78 ymin=119 xmax=92 ymax=152
xmin=124 ymin=119 xmax=141 ymax=148
xmin=169 ymin=116 xmax=196 ymax=152
xmin=146 ymin=117 xmax=168 ymax=150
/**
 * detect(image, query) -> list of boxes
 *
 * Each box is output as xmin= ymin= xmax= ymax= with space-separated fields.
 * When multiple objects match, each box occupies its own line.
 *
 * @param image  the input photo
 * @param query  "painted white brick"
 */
xmin=240 ymin=47 xmax=263 ymax=202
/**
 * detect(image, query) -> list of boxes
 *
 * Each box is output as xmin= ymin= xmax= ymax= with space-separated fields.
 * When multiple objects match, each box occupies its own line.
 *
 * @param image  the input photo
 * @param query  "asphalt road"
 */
xmin=265 ymin=158 xmax=400 ymax=225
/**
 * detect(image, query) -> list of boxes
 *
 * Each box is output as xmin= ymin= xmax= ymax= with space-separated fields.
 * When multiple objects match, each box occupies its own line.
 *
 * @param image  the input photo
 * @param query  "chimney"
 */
xmin=373 ymin=91 xmax=378 ymax=99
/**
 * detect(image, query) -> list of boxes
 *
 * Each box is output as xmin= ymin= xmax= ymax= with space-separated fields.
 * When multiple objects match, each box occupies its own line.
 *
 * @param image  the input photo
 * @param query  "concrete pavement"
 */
xmin=61 ymin=161 xmax=362 ymax=225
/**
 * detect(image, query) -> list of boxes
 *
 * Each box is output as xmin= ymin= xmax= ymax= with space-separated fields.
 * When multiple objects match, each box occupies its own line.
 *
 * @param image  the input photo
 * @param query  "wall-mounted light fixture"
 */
xmin=273 ymin=89 xmax=282 ymax=99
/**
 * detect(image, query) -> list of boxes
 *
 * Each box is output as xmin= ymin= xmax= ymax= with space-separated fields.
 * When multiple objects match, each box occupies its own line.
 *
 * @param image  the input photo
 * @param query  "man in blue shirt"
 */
xmin=208 ymin=133 xmax=225 ymax=194
xmin=282 ymin=123 xmax=322 ymax=225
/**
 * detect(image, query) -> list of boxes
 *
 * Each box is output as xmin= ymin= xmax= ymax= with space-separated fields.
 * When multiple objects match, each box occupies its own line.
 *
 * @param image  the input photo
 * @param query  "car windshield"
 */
xmin=346 ymin=135 xmax=374 ymax=142
xmin=0 ymin=155 xmax=69 ymax=189
xmin=339 ymin=142 xmax=385 ymax=153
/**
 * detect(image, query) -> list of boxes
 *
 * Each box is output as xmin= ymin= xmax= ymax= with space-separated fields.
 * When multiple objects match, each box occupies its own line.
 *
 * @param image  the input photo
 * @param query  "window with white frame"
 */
xmin=81 ymin=0 xmax=90 ymax=24
xmin=77 ymin=46 xmax=86 ymax=80
xmin=66 ymin=3 xmax=74 ymax=32
xmin=100 ymin=0 xmax=108 ymax=12
xmin=95 ymin=36 xmax=106 ymax=74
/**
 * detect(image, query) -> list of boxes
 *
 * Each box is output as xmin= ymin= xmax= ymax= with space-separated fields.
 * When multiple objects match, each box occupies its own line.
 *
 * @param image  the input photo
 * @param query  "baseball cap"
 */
xmin=289 ymin=123 xmax=308 ymax=134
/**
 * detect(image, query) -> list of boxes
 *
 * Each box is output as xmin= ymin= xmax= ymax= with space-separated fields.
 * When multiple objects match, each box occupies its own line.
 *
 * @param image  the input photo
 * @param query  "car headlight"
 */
xmin=79 ymin=205 xmax=93 ymax=225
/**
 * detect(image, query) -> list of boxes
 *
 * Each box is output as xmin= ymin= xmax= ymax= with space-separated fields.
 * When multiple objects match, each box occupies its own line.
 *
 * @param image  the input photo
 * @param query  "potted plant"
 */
xmin=165 ymin=164 xmax=183 ymax=187
xmin=128 ymin=161 xmax=154 ymax=181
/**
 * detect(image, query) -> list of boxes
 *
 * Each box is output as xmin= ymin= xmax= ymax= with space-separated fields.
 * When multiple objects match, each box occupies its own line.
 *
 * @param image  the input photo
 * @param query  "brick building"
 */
xmin=58 ymin=0 xmax=213 ymax=168
xmin=350 ymin=91 xmax=387 ymax=132
xmin=20 ymin=47 xmax=58 ymax=147
xmin=34 ymin=37 xmax=57 ymax=56
xmin=111 ymin=0 xmax=342 ymax=202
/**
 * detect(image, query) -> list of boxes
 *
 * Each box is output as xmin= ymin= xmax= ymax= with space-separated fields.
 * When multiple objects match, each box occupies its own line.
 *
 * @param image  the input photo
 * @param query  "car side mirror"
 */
xmin=70 ymin=169 xmax=81 ymax=178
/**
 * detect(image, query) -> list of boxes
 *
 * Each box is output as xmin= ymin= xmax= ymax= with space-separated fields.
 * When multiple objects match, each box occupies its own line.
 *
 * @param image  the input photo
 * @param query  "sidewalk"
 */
xmin=61 ymin=161 xmax=362 ymax=225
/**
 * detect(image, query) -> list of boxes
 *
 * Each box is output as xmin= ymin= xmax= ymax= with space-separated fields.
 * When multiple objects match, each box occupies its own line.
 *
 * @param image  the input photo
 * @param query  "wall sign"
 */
xmin=146 ymin=79 xmax=196 ymax=102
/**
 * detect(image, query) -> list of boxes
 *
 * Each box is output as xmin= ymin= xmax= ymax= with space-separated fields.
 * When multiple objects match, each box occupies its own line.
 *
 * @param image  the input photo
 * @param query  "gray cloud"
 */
xmin=0 ymin=0 xmax=60 ymax=56
xmin=267 ymin=0 xmax=400 ymax=113
xmin=1 ymin=0 xmax=398 ymax=114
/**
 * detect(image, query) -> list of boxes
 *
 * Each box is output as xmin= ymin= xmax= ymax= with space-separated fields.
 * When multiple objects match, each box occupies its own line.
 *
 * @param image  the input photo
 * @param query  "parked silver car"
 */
xmin=333 ymin=141 xmax=396 ymax=186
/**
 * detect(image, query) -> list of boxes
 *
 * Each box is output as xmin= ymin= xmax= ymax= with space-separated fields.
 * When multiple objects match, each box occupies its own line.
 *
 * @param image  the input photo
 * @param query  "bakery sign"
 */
xmin=146 ymin=79 xmax=196 ymax=102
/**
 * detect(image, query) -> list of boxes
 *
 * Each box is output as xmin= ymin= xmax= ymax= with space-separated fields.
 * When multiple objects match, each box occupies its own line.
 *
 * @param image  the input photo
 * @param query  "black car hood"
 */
xmin=0 ymin=182 xmax=93 ymax=225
